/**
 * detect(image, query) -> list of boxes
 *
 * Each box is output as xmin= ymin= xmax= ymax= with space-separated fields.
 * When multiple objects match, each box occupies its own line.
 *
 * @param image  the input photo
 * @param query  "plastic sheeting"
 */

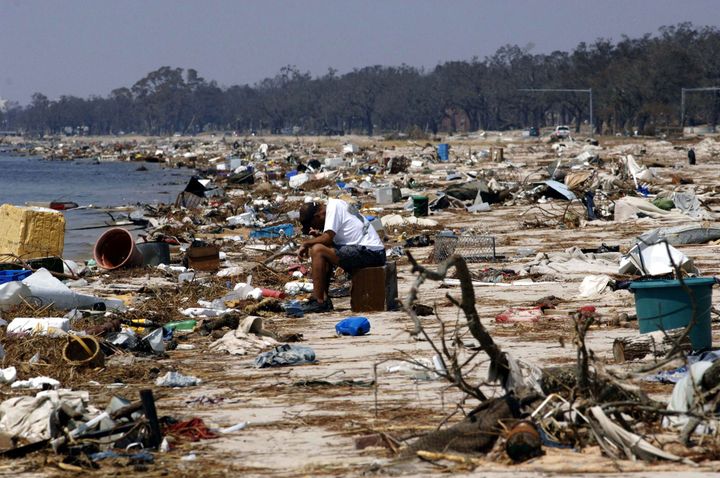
xmin=526 ymin=247 xmax=620 ymax=277
xmin=614 ymin=196 xmax=687 ymax=222
xmin=671 ymin=192 xmax=712 ymax=220
xmin=578 ymin=274 xmax=613 ymax=298
xmin=0 ymin=390 xmax=91 ymax=442
xmin=23 ymin=268 xmax=125 ymax=311
xmin=638 ymin=225 xmax=720 ymax=246
xmin=210 ymin=316 xmax=278 ymax=356
xmin=663 ymin=361 xmax=717 ymax=434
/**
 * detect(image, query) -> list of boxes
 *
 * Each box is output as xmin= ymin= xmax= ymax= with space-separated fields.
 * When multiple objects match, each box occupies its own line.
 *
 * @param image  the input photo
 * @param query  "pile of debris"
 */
xmin=0 ymin=131 xmax=719 ymax=473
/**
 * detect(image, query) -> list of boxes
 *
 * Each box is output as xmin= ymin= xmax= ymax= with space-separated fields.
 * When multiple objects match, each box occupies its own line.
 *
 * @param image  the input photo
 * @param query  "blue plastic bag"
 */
xmin=335 ymin=316 xmax=370 ymax=336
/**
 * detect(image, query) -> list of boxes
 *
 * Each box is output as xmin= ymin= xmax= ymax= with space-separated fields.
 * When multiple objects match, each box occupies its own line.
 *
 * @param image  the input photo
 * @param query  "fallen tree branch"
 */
xmin=404 ymin=252 xmax=510 ymax=389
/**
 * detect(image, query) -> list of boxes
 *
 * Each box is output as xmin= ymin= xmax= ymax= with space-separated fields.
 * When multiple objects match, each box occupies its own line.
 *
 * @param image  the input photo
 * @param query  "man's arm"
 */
xmin=298 ymin=230 xmax=335 ymax=257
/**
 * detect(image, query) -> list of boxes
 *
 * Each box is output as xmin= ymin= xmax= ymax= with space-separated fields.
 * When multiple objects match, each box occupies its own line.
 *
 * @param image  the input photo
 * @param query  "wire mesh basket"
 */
xmin=433 ymin=234 xmax=496 ymax=263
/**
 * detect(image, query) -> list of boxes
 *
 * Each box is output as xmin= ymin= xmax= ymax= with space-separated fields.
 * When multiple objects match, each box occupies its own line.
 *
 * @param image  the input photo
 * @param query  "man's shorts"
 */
xmin=335 ymin=245 xmax=386 ymax=273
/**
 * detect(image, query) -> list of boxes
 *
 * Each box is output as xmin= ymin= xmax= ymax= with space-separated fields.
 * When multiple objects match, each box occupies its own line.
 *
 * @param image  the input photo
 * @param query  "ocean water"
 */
xmin=0 ymin=155 xmax=195 ymax=260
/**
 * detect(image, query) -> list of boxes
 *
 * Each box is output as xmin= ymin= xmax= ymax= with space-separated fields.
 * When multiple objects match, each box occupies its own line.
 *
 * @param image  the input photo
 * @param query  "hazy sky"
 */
xmin=2 ymin=0 xmax=719 ymax=104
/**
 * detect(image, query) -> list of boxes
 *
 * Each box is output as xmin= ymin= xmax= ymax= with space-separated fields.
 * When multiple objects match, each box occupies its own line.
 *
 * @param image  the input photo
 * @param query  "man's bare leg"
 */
xmin=309 ymin=244 xmax=340 ymax=303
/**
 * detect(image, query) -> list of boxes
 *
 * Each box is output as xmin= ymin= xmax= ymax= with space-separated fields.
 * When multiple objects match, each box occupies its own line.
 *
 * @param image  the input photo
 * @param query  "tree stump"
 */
xmin=612 ymin=329 xmax=691 ymax=363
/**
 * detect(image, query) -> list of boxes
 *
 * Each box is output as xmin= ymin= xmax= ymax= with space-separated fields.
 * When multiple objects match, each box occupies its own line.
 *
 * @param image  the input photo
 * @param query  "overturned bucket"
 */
xmin=63 ymin=335 xmax=105 ymax=368
xmin=94 ymin=228 xmax=143 ymax=270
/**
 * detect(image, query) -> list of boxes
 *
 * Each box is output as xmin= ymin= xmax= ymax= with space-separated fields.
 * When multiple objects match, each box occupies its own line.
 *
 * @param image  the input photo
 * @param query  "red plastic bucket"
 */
xmin=94 ymin=228 xmax=143 ymax=270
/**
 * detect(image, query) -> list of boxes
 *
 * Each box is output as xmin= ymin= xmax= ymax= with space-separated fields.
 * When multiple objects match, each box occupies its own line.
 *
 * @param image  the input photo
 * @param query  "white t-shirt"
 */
xmin=323 ymin=199 xmax=384 ymax=250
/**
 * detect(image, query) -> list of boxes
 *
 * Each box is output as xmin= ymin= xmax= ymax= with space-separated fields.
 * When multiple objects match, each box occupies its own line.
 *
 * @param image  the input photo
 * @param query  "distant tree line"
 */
xmin=3 ymin=23 xmax=720 ymax=137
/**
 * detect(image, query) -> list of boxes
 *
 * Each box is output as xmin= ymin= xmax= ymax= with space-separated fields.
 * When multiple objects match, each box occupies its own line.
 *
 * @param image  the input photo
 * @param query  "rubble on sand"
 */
xmin=1 ymin=131 xmax=720 ymax=475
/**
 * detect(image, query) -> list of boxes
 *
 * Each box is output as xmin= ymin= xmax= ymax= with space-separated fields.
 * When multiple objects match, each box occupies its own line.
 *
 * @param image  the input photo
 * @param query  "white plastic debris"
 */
xmin=380 ymin=214 xmax=438 ymax=227
xmin=143 ymin=328 xmax=165 ymax=354
xmin=7 ymin=317 xmax=70 ymax=336
xmin=468 ymin=202 xmax=491 ymax=213
xmin=155 ymin=371 xmax=201 ymax=387
xmin=342 ymin=144 xmax=359 ymax=154
xmin=284 ymin=281 xmax=314 ymax=295
xmin=663 ymin=361 xmax=716 ymax=433
xmin=217 ymin=267 xmax=244 ymax=277
xmin=180 ymin=307 xmax=235 ymax=318
xmin=0 ymin=367 xmax=16 ymax=384
xmin=385 ymin=358 xmax=441 ymax=381
xmin=11 ymin=376 xmax=60 ymax=389
xmin=160 ymin=438 xmax=171 ymax=452
xmin=324 ymin=157 xmax=346 ymax=168
xmin=0 ymin=281 xmax=31 ymax=311
xmin=622 ymin=154 xmax=656 ymax=184
xmin=233 ymin=282 xmax=254 ymax=297
xmin=178 ymin=272 xmax=195 ymax=283
xmin=219 ymin=422 xmax=249 ymax=434
xmin=22 ymin=268 xmax=125 ymax=311
xmin=227 ymin=212 xmax=256 ymax=226
xmin=578 ymin=275 xmax=613 ymax=298
xmin=618 ymin=242 xmax=695 ymax=276
xmin=289 ymin=173 xmax=310 ymax=188
xmin=157 ymin=264 xmax=188 ymax=273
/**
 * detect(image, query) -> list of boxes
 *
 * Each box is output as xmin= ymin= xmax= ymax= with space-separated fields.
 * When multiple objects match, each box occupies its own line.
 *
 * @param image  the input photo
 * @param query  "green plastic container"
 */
xmin=412 ymin=195 xmax=429 ymax=217
xmin=630 ymin=277 xmax=715 ymax=350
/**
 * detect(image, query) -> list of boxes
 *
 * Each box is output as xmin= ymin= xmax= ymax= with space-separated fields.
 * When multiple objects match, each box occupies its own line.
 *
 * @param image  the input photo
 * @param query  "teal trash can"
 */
xmin=630 ymin=277 xmax=715 ymax=350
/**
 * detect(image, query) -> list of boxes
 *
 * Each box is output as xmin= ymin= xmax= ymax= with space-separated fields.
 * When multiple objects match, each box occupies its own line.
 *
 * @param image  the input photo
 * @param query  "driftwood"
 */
xmin=400 ymin=253 xmax=526 ymax=456
xmin=612 ymin=329 xmax=691 ymax=363
xmin=541 ymin=365 xmax=657 ymax=408
xmin=400 ymin=252 xmax=659 ymax=460
xmin=415 ymin=450 xmax=484 ymax=466
xmin=405 ymin=252 xmax=510 ymax=391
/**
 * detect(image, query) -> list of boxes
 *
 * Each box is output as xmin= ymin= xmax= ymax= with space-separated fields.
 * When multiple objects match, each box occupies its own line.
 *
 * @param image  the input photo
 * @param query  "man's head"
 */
xmin=299 ymin=202 xmax=326 ymax=235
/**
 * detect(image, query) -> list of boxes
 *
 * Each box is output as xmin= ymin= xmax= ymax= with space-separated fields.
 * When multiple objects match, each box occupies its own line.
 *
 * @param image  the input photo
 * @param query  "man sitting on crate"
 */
xmin=298 ymin=199 xmax=386 ymax=313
